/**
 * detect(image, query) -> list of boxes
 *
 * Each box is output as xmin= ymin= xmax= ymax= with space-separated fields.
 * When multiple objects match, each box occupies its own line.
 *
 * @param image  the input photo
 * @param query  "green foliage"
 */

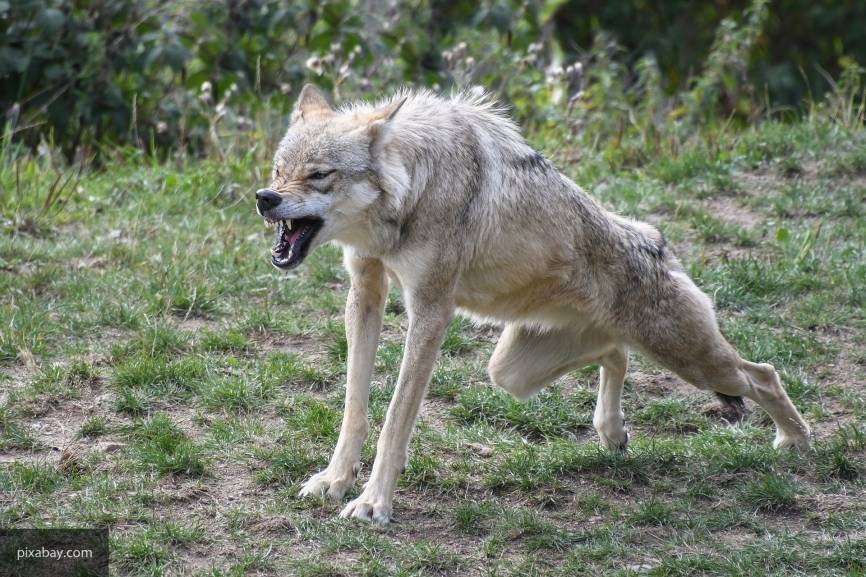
xmin=441 ymin=317 xmax=479 ymax=355
xmin=113 ymin=521 xmax=203 ymax=574
xmin=738 ymin=473 xmax=798 ymax=512
xmin=113 ymin=355 xmax=204 ymax=394
xmin=629 ymin=498 xmax=676 ymax=526
xmin=4 ymin=0 xmax=864 ymax=160
xmin=3 ymin=0 xmax=308 ymax=156
xmin=133 ymin=413 xmax=209 ymax=476
xmin=684 ymin=0 xmax=770 ymax=124
xmin=453 ymin=384 xmax=594 ymax=439
xmin=633 ymin=399 xmax=710 ymax=433
xmin=111 ymin=324 xmax=190 ymax=362
xmin=0 ymin=406 xmax=37 ymax=450
xmin=200 ymin=330 xmax=252 ymax=354
xmin=281 ymin=396 xmax=340 ymax=443
xmin=112 ymin=354 xmax=206 ymax=414
xmin=0 ymin=461 xmax=63 ymax=493
xmin=401 ymin=452 xmax=443 ymax=489
xmin=254 ymin=443 xmax=321 ymax=487
xmin=199 ymin=376 xmax=275 ymax=413
xmin=258 ymin=351 xmax=333 ymax=391
xmin=77 ymin=415 xmax=107 ymax=439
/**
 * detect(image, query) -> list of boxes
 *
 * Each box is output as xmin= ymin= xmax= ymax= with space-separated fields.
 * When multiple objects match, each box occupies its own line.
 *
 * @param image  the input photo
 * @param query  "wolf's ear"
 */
xmin=368 ymin=96 xmax=407 ymax=148
xmin=291 ymin=84 xmax=333 ymax=123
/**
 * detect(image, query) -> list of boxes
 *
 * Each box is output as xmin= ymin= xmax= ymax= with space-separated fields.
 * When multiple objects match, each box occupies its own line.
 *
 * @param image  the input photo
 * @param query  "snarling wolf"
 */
xmin=255 ymin=85 xmax=811 ymax=524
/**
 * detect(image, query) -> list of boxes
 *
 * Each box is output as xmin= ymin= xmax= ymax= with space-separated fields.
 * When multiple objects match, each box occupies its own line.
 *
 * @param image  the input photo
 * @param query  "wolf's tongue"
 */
xmin=288 ymin=225 xmax=306 ymax=245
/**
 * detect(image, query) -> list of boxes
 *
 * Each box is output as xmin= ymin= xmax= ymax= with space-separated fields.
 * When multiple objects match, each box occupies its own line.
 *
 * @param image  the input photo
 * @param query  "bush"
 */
xmin=1 ymin=0 xmax=864 ymax=159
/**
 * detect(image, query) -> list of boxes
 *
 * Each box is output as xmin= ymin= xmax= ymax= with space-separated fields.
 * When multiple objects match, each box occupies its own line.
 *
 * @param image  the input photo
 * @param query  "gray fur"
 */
xmin=257 ymin=85 xmax=811 ymax=524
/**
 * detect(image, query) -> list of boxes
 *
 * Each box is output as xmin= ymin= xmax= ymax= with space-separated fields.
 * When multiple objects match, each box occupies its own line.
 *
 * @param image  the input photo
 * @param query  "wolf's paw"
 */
xmin=594 ymin=415 xmax=629 ymax=451
xmin=298 ymin=467 xmax=356 ymax=501
xmin=599 ymin=427 xmax=629 ymax=452
xmin=773 ymin=428 xmax=811 ymax=450
xmin=339 ymin=490 xmax=392 ymax=525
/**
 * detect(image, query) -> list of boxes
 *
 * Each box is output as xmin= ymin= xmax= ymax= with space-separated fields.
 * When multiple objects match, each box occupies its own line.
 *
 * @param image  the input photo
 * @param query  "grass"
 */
xmin=737 ymin=473 xmax=798 ymax=512
xmin=0 ymin=406 xmax=37 ymax=449
xmin=113 ymin=354 xmax=207 ymax=414
xmin=452 ymin=383 xmax=594 ymax=438
xmin=113 ymin=521 xmax=204 ymax=575
xmin=77 ymin=415 xmax=108 ymax=438
xmin=132 ymin=414 xmax=209 ymax=477
xmin=0 ymin=116 xmax=864 ymax=575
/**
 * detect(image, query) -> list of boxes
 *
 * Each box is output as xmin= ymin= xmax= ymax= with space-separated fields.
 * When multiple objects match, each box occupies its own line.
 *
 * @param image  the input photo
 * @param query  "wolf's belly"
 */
xmin=453 ymin=274 xmax=583 ymax=328
xmin=381 ymin=249 xmax=588 ymax=327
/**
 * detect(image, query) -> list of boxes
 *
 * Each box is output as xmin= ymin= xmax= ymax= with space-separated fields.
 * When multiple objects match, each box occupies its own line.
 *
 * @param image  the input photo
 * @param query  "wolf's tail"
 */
xmin=715 ymin=392 xmax=748 ymax=422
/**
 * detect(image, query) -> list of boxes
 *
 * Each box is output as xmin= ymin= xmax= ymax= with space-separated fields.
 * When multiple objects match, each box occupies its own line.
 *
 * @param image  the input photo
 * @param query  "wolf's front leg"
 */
xmin=299 ymin=256 xmax=387 ymax=501
xmin=340 ymin=292 xmax=454 ymax=524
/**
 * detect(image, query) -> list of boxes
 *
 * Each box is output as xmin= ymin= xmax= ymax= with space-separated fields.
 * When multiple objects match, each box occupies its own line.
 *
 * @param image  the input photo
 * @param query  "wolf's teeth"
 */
xmin=287 ymin=220 xmax=292 ymax=230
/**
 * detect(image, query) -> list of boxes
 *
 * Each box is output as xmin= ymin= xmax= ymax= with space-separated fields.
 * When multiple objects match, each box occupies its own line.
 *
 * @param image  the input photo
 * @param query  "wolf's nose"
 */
xmin=256 ymin=189 xmax=282 ymax=211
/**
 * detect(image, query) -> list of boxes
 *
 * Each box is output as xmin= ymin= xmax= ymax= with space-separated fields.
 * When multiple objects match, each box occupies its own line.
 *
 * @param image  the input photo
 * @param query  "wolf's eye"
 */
xmin=307 ymin=170 xmax=335 ymax=180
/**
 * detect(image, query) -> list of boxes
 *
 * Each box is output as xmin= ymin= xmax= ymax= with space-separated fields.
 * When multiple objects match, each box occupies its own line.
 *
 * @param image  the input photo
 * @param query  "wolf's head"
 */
xmin=256 ymin=84 xmax=405 ymax=270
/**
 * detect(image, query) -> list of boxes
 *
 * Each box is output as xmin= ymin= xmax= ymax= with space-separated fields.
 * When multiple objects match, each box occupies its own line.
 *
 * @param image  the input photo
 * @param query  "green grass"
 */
xmin=0 ymin=462 xmax=64 ymax=494
xmin=254 ymin=443 xmax=322 ymax=487
xmin=132 ymin=414 xmax=209 ymax=477
xmin=77 ymin=415 xmax=108 ymax=438
xmin=0 ymin=406 xmax=37 ymax=449
xmin=200 ymin=330 xmax=252 ymax=353
xmin=199 ymin=376 xmax=276 ymax=413
xmin=113 ymin=354 xmax=207 ymax=414
xmin=629 ymin=498 xmax=677 ymax=526
xmin=452 ymin=384 xmax=594 ymax=438
xmin=737 ymin=473 xmax=798 ymax=512
xmin=0 ymin=117 xmax=864 ymax=575
xmin=258 ymin=351 xmax=334 ymax=391
xmin=113 ymin=521 xmax=203 ymax=575
xmin=8 ymin=360 xmax=100 ymax=412
xmin=632 ymin=398 xmax=710 ymax=432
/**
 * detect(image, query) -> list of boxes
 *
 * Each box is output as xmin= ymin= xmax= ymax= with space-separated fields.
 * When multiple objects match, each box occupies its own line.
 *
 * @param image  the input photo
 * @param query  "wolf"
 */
xmin=254 ymin=84 xmax=811 ymax=524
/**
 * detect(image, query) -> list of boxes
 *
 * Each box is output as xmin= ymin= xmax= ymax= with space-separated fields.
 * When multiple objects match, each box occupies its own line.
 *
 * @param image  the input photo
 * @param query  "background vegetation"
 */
xmin=1 ymin=0 xmax=865 ymax=576
xmin=2 ymin=0 xmax=866 ymax=160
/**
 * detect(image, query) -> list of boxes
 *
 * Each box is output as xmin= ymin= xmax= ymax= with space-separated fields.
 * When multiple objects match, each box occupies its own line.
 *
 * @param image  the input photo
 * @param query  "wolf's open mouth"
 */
xmin=270 ymin=217 xmax=323 ymax=270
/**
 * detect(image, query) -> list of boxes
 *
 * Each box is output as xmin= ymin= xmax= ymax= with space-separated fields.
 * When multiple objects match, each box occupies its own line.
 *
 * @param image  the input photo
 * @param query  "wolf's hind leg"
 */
xmin=676 ymin=355 xmax=811 ymax=449
xmin=707 ymin=359 xmax=811 ymax=449
xmin=488 ymin=324 xmax=613 ymax=400
xmin=639 ymin=274 xmax=811 ymax=449
xmin=593 ymin=347 xmax=629 ymax=451
xmin=489 ymin=324 xmax=630 ymax=450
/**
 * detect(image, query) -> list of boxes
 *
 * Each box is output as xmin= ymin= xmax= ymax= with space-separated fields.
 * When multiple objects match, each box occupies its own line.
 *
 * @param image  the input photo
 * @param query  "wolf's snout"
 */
xmin=256 ymin=189 xmax=282 ymax=212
